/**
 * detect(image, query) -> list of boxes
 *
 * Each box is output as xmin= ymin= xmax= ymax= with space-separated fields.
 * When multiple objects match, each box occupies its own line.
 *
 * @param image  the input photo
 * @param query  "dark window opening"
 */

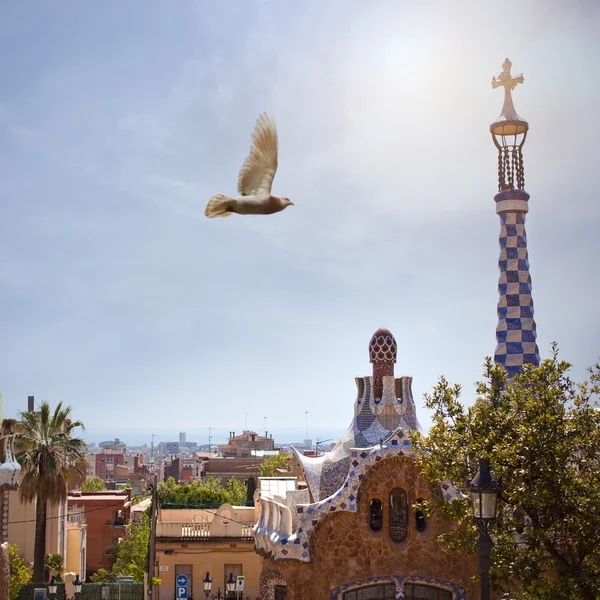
xmin=369 ymin=498 xmax=383 ymax=530
xmin=404 ymin=582 xmax=452 ymax=600
xmin=342 ymin=583 xmax=395 ymax=600
xmin=389 ymin=488 xmax=408 ymax=542
xmin=415 ymin=497 xmax=427 ymax=532
xmin=274 ymin=585 xmax=287 ymax=600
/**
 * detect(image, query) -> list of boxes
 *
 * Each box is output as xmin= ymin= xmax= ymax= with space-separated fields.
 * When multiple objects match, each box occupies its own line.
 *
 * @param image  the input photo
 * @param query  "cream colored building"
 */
xmin=65 ymin=506 xmax=87 ymax=578
xmin=156 ymin=504 xmax=262 ymax=600
xmin=7 ymin=489 xmax=68 ymax=566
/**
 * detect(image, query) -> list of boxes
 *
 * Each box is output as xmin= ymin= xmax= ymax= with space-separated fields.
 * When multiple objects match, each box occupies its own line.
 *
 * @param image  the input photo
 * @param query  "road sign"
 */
xmin=236 ymin=576 xmax=245 ymax=591
xmin=176 ymin=586 xmax=188 ymax=599
xmin=176 ymin=575 xmax=189 ymax=587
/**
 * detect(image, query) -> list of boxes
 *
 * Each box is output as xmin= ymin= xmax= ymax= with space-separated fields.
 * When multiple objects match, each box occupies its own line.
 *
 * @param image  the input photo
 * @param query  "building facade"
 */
xmin=222 ymin=431 xmax=276 ymax=457
xmin=68 ymin=489 xmax=131 ymax=577
xmin=95 ymin=451 xmax=125 ymax=483
xmin=156 ymin=504 xmax=261 ymax=600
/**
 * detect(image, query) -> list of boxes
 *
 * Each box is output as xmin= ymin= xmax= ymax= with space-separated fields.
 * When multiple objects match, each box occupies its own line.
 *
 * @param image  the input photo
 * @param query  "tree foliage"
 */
xmin=409 ymin=348 xmax=600 ymax=600
xmin=44 ymin=553 xmax=64 ymax=582
xmin=111 ymin=512 xmax=150 ymax=583
xmin=257 ymin=453 xmax=289 ymax=477
xmin=8 ymin=544 xmax=31 ymax=600
xmin=80 ymin=476 xmax=106 ymax=492
xmin=89 ymin=568 xmax=113 ymax=583
xmin=157 ymin=476 xmax=247 ymax=506
xmin=16 ymin=401 xmax=87 ymax=582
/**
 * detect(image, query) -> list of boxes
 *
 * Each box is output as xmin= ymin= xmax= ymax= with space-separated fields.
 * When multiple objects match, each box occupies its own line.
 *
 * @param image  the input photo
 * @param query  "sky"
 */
xmin=1 ymin=1 xmax=599 ymax=446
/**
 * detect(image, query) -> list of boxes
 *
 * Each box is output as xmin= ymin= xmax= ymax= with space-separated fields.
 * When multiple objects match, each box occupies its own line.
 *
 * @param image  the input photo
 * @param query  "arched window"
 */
xmin=404 ymin=582 xmax=452 ymax=600
xmin=389 ymin=488 xmax=408 ymax=541
xmin=343 ymin=583 xmax=395 ymax=600
xmin=415 ymin=497 xmax=427 ymax=532
xmin=369 ymin=498 xmax=383 ymax=530
xmin=274 ymin=585 xmax=287 ymax=600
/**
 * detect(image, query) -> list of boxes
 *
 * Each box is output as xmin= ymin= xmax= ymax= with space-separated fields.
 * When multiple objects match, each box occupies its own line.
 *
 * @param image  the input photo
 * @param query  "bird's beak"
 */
xmin=289 ymin=201 xmax=294 ymax=206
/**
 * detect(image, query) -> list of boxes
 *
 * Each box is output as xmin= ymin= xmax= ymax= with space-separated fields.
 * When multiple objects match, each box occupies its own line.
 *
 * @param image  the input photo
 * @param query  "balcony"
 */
xmin=156 ymin=520 xmax=253 ymax=539
xmin=157 ymin=504 xmax=255 ymax=540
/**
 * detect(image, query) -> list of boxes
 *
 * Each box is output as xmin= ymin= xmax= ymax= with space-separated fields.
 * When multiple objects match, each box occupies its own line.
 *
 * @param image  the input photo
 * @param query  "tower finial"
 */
xmin=369 ymin=328 xmax=396 ymax=402
xmin=490 ymin=59 xmax=529 ymax=192
xmin=492 ymin=58 xmax=525 ymax=125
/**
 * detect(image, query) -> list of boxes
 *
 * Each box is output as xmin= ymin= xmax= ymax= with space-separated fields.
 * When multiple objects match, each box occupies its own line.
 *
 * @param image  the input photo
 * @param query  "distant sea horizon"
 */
xmin=82 ymin=426 xmax=347 ymax=448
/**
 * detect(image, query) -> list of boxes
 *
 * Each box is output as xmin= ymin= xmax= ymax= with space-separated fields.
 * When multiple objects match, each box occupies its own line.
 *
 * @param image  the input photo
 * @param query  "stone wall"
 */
xmin=260 ymin=456 xmax=485 ymax=599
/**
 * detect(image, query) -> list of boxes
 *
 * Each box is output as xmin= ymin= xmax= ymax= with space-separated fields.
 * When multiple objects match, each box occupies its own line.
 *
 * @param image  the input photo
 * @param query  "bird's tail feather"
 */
xmin=205 ymin=194 xmax=234 ymax=218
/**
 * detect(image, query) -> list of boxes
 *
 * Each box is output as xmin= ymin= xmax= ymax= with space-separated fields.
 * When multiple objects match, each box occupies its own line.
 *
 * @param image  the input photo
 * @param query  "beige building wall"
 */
xmin=158 ymin=507 xmax=255 ymax=523
xmin=156 ymin=505 xmax=260 ymax=599
xmin=156 ymin=541 xmax=262 ymax=600
xmin=85 ymin=454 xmax=96 ymax=478
xmin=66 ymin=523 xmax=87 ymax=577
xmin=7 ymin=490 xmax=67 ymax=566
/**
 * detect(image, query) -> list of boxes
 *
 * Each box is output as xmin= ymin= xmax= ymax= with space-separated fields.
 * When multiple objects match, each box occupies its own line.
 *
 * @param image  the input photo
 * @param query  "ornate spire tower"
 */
xmin=490 ymin=59 xmax=540 ymax=378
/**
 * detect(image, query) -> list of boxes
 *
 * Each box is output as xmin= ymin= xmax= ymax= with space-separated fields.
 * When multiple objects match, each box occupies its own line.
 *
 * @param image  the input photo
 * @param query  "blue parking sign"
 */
xmin=176 ymin=586 xmax=188 ymax=599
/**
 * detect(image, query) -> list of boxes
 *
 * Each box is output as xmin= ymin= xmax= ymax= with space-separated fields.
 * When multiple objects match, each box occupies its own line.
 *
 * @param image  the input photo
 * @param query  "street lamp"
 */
xmin=48 ymin=577 xmax=58 ymax=599
xmin=469 ymin=458 xmax=501 ymax=600
xmin=73 ymin=575 xmax=83 ymax=600
xmin=203 ymin=572 xmax=222 ymax=600
xmin=226 ymin=573 xmax=236 ymax=598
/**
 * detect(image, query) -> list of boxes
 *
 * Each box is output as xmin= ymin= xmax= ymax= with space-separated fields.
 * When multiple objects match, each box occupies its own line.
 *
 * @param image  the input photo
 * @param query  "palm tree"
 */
xmin=16 ymin=401 xmax=86 ymax=583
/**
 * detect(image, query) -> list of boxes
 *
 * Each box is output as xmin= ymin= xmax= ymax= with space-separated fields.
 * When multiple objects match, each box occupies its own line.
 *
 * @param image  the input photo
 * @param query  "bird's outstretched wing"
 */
xmin=237 ymin=113 xmax=278 ymax=196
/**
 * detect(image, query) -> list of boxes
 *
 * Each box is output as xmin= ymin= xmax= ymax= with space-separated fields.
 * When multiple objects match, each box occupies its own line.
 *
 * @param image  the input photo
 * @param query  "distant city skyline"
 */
xmin=84 ymin=426 xmax=343 ymax=448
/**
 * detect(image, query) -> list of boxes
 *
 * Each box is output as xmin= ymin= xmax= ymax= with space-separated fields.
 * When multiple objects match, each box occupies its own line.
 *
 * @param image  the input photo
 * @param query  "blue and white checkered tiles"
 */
xmin=494 ymin=211 xmax=540 ymax=378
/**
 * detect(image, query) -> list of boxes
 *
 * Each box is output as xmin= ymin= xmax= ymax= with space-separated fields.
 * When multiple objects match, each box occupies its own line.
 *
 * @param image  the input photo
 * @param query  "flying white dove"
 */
xmin=205 ymin=112 xmax=293 ymax=218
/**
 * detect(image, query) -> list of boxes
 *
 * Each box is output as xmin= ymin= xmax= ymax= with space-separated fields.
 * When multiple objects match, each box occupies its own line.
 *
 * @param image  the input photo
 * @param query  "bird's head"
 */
xmin=281 ymin=197 xmax=294 ymax=209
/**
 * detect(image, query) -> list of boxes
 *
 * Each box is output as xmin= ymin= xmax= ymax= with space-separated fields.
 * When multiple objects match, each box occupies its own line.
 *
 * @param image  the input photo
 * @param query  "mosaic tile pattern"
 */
xmin=329 ymin=575 xmax=467 ymax=600
xmin=260 ymin=430 xmax=462 ymax=563
xmin=494 ymin=205 xmax=540 ymax=378
xmin=258 ymin=569 xmax=287 ymax=600
xmin=369 ymin=328 xmax=396 ymax=401
xmin=293 ymin=375 xmax=417 ymax=502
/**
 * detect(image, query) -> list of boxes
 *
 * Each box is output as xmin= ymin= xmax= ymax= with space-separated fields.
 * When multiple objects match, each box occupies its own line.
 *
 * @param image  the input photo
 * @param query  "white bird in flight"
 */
xmin=205 ymin=113 xmax=293 ymax=218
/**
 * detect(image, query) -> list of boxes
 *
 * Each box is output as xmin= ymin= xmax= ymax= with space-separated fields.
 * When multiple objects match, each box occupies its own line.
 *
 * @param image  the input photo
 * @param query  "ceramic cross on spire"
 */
xmin=492 ymin=58 xmax=525 ymax=123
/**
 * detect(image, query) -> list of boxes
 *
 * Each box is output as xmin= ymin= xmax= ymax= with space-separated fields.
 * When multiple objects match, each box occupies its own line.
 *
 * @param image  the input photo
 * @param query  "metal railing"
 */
xmin=156 ymin=521 xmax=254 ymax=538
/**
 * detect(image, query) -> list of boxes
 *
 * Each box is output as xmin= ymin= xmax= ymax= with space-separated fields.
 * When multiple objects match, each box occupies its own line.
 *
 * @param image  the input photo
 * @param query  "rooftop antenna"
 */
xmin=305 ymin=411 xmax=309 ymax=441
xmin=208 ymin=427 xmax=213 ymax=455
xmin=245 ymin=412 xmax=248 ymax=431
xmin=150 ymin=434 xmax=156 ymax=464
xmin=264 ymin=416 xmax=267 ymax=437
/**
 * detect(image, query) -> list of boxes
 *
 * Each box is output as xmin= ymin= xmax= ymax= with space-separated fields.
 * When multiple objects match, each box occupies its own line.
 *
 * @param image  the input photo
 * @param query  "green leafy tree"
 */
xmin=16 ymin=402 xmax=87 ymax=582
xmin=409 ymin=348 xmax=600 ymax=600
xmin=224 ymin=477 xmax=248 ymax=505
xmin=111 ymin=512 xmax=150 ymax=582
xmin=257 ymin=453 xmax=289 ymax=477
xmin=89 ymin=568 xmax=113 ymax=583
xmin=44 ymin=553 xmax=64 ymax=582
xmin=157 ymin=476 xmax=248 ymax=506
xmin=8 ymin=544 xmax=31 ymax=600
xmin=80 ymin=475 xmax=106 ymax=492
